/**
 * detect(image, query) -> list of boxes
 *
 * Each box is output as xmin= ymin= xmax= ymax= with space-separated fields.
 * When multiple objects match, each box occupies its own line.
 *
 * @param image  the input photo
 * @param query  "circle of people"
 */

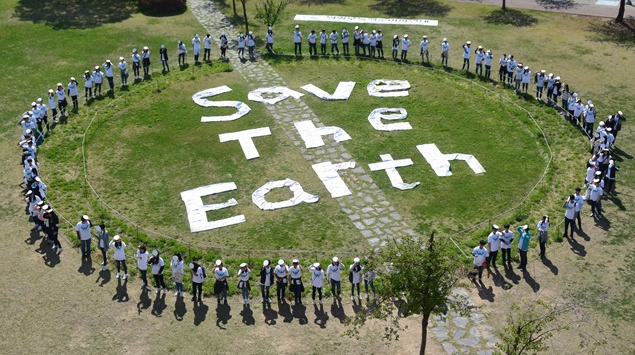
xmin=17 ymin=23 xmax=626 ymax=301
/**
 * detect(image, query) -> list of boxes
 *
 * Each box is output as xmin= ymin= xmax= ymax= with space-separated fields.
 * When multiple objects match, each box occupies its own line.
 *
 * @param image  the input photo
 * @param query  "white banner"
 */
xmin=294 ymin=14 xmax=438 ymax=27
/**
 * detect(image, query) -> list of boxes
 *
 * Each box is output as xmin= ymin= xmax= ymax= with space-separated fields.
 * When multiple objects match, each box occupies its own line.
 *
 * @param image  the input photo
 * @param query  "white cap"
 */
xmin=292 ymin=259 xmax=299 ymax=264
xmin=215 ymin=260 xmax=222 ymax=266
xmin=423 ymin=35 xmax=427 ymax=38
xmin=466 ymin=41 xmax=471 ymax=44
xmin=443 ymin=38 xmax=448 ymax=41
xmin=595 ymin=171 xmax=603 ymax=176
xmin=313 ymin=262 xmax=320 ymax=268
xmin=240 ymin=262 xmax=247 ymax=268
xmin=372 ymin=30 xmax=376 ymax=34
xmin=268 ymin=26 xmax=272 ymax=30
xmin=573 ymin=93 xmax=578 ymax=97
xmin=222 ymin=31 xmax=226 ymax=35
xmin=249 ymin=31 xmax=252 ymax=34
xmin=477 ymin=45 xmax=482 ymax=49
xmin=332 ymin=256 xmax=339 ymax=262
xmin=152 ymin=250 xmax=158 ymax=256
xmin=588 ymin=100 xmax=593 ymax=105
xmin=354 ymin=257 xmax=360 ymax=263
xmin=278 ymin=259 xmax=284 ymax=265
xmin=36 ymin=98 xmax=42 ymax=103
xmin=521 ymin=225 xmax=528 ymax=230
xmin=84 ymin=70 xmax=89 ymax=74
xmin=69 ymin=77 xmax=75 ymax=81
xmin=132 ymin=48 xmax=137 ymax=52
xmin=540 ymin=69 xmax=545 ymax=73
xmin=106 ymin=59 xmax=111 ymax=63
xmin=548 ymin=73 xmax=553 ymax=77
xmin=404 ymin=34 xmax=408 ymax=38
xmin=493 ymin=224 xmax=499 ymax=230
xmin=589 ymin=103 xmax=594 ymax=108
xmin=95 ymin=66 xmax=99 ymax=70
xmin=119 ymin=57 xmax=124 ymax=61
xmin=25 ymin=129 xmax=32 ymax=134
xmin=37 ymin=201 xmax=44 ymax=206
xmin=609 ymin=159 xmax=614 ymax=164
xmin=143 ymin=46 xmax=148 ymax=50
xmin=172 ymin=255 xmax=178 ymax=262
xmin=48 ymin=89 xmax=54 ymax=93
xmin=42 ymin=204 xmax=49 ymax=211
xmin=263 ymin=260 xmax=270 ymax=266
xmin=195 ymin=33 xmax=199 ymax=37
xmin=618 ymin=111 xmax=623 ymax=115
xmin=556 ymin=76 xmax=560 ymax=80
xmin=82 ymin=215 xmax=90 ymax=220
xmin=295 ymin=25 xmax=299 ymax=29
xmin=608 ymin=115 xmax=613 ymax=119
xmin=25 ymin=190 xmax=33 ymax=196
xmin=113 ymin=235 xmax=121 ymax=241
xmin=189 ymin=262 xmax=195 ymax=269
xmin=393 ymin=35 xmax=398 ymax=39
xmin=160 ymin=44 xmax=165 ymax=48
xmin=31 ymin=102 xmax=36 ymax=106
xmin=593 ymin=178 xmax=601 ymax=183
xmin=57 ymin=83 xmax=63 ymax=86
xmin=355 ymin=26 xmax=359 ymax=30
xmin=487 ymin=49 xmax=491 ymax=53
xmin=599 ymin=121 xmax=605 ymax=126
xmin=35 ymin=176 xmax=41 ymax=182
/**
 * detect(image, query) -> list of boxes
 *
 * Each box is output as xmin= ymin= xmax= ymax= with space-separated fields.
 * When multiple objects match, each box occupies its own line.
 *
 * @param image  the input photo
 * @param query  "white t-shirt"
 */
xmin=48 ymin=95 xmax=56 ymax=109
xmin=310 ymin=267 xmax=325 ymax=287
xmin=441 ymin=43 xmax=450 ymax=52
xmin=420 ymin=40 xmax=429 ymax=52
xmin=151 ymin=257 xmax=164 ymax=275
xmin=293 ymin=30 xmax=302 ymax=43
xmin=110 ymin=241 xmax=126 ymax=261
xmin=68 ymin=82 xmax=78 ymax=96
xmin=288 ymin=265 xmax=302 ymax=280
xmin=522 ymin=70 xmax=532 ymax=84
xmin=262 ymin=267 xmax=273 ymax=286
xmin=320 ymin=33 xmax=327 ymax=44
xmin=462 ymin=45 xmax=471 ymax=59
xmin=475 ymin=51 xmax=485 ymax=64
xmin=238 ymin=269 xmax=251 ymax=281
xmin=589 ymin=184 xmax=603 ymax=202
xmin=349 ymin=264 xmax=363 ymax=284
xmin=487 ymin=232 xmax=501 ymax=252
xmin=214 ymin=267 xmax=228 ymax=280
xmin=274 ymin=265 xmax=288 ymax=283
xmin=136 ymin=250 xmax=149 ymax=270
xmin=327 ymin=263 xmax=344 ymax=281
xmin=237 ymin=36 xmax=245 ymax=48
xmin=330 ymin=32 xmax=338 ymax=44
xmin=266 ymin=32 xmax=274 ymax=44
xmin=574 ymin=194 xmax=584 ymax=212
xmin=401 ymin=39 xmax=411 ymax=51
xmin=564 ymin=201 xmax=576 ymax=219
xmin=75 ymin=221 xmax=91 ymax=240
xmin=204 ymin=36 xmax=213 ymax=49
xmin=537 ymin=220 xmax=550 ymax=232
xmin=192 ymin=267 xmax=204 ymax=283
xmin=171 ymin=260 xmax=184 ymax=275
xmin=500 ymin=230 xmax=514 ymax=249
xmin=472 ymin=247 xmax=489 ymax=266
xmin=308 ymin=33 xmax=317 ymax=44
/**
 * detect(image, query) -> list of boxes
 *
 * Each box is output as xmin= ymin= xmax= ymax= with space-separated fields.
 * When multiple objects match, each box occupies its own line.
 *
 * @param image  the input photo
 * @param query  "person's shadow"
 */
xmin=137 ymin=288 xmax=152 ymax=314
xmin=42 ymin=245 xmax=61 ymax=268
xmin=491 ymin=266 xmax=513 ymax=290
xmin=193 ymin=300 xmax=208 ymax=326
xmin=522 ymin=269 xmax=540 ymax=293
xmin=112 ymin=278 xmax=129 ymax=303
xmin=541 ymin=257 xmax=559 ymax=275
xmin=330 ymin=301 xmax=347 ymax=324
xmin=292 ymin=303 xmax=308 ymax=325
xmin=215 ymin=303 xmax=232 ymax=329
xmin=576 ymin=228 xmax=591 ymax=242
xmin=313 ymin=303 xmax=329 ymax=328
xmin=96 ymin=268 xmax=111 ymax=287
xmin=351 ymin=298 xmax=364 ymax=314
xmin=477 ymin=281 xmax=496 ymax=302
xmin=278 ymin=300 xmax=293 ymax=323
xmin=567 ymin=236 xmax=587 ymax=257
xmin=173 ymin=296 xmax=187 ymax=321
xmin=262 ymin=302 xmax=278 ymax=325
xmin=240 ymin=304 xmax=255 ymax=325
xmin=24 ymin=228 xmax=42 ymax=245
xmin=78 ymin=256 xmax=95 ymax=276
xmin=503 ymin=264 xmax=521 ymax=286
xmin=151 ymin=292 xmax=167 ymax=317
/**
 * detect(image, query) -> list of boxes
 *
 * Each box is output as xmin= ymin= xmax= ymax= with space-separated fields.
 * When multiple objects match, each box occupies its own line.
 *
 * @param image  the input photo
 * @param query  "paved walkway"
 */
xmin=450 ymin=0 xmax=635 ymax=18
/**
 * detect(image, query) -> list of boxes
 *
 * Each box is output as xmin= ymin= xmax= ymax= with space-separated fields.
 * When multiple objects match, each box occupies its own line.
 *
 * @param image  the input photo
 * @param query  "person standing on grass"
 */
xmin=327 ymin=256 xmax=345 ymax=302
xmin=266 ymin=27 xmax=274 ymax=54
xmin=612 ymin=111 xmax=625 ymax=140
xmin=177 ymin=40 xmax=186 ymax=65
xmin=47 ymin=89 xmax=58 ymax=123
xmin=589 ymin=178 xmax=604 ymax=219
xmin=461 ymin=41 xmax=471 ymax=71
xmin=55 ymin=83 xmax=67 ymax=118
xmin=330 ymin=29 xmax=340 ymax=56
xmin=376 ymin=30 xmax=384 ymax=59
xmin=310 ymin=262 xmax=325 ymax=305
xmin=535 ymin=69 xmax=546 ymax=100
xmin=584 ymin=103 xmax=597 ymax=136
xmin=307 ymin=30 xmax=317 ymax=56
xmin=392 ymin=35 xmax=400 ymax=60
xmin=213 ymin=260 xmax=229 ymax=305
xmin=364 ymin=266 xmax=376 ymax=300
xmin=516 ymin=224 xmax=531 ymax=271
xmin=237 ymin=263 xmax=251 ymax=305
xmin=102 ymin=60 xmax=115 ymax=92
xmin=471 ymin=240 xmax=489 ymax=282
xmin=44 ymin=206 xmax=61 ymax=254
xmin=68 ymin=77 xmax=79 ymax=110
xmin=521 ymin=66 xmax=531 ymax=94
xmin=135 ymin=245 xmax=150 ymax=290
xmin=171 ymin=254 xmax=184 ymax=297
xmin=237 ymin=33 xmax=246 ymax=59
xmin=274 ymin=259 xmax=288 ymax=302
xmin=109 ymin=235 xmax=128 ymax=280
xmin=75 ymin=215 xmax=92 ymax=257
xmin=441 ymin=38 xmax=450 ymax=66
xmin=247 ymin=31 xmax=255 ymax=59
xmin=159 ymin=45 xmax=169 ymax=72
xmin=401 ymin=34 xmax=411 ymax=61
xmin=353 ymin=26 xmax=361 ymax=55
xmin=361 ymin=30 xmax=370 ymax=56
xmin=349 ymin=257 xmax=363 ymax=302
xmin=190 ymin=262 xmax=205 ymax=303
xmin=293 ymin=25 xmax=302 ymax=56
xmin=514 ymin=63 xmax=523 ymax=92
xmin=320 ymin=29 xmax=327 ymax=55
xmin=475 ymin=46 xmax=485 ymax=76
xmin=484 ymin=49 xmax=493 ymax=79
xmin=219 ymin=33 xmax=228 ymax=59
xmin=341 ymin=28 xmax=350 ymax=56
xmin=131 ymin=48 xmax=141 ymax=79
xmin=288 ymin=259 xmax=303 ymax=305
xmin=552 ymin=77 xmax=561 ymax=108
xmin=537 ymin=215 xmax=550 ymax=258
xmin=487 ymin=225 xmax=501 ymax=268
xmin=561 ymin=84 xmax=570 ymax=112
xmin=546 ymin=73 xmax=555 ymax=104
xmin=420 ymin=35 xmax=429 ymax=64
xmin=498 ymin=53 xmax=507 ymax=82
xmin=149 ymin=250 xmax=166 ymax=294
xmin=500 ymin=224 xmax=514 ymax=266
xmin=568 ymin=93 xmax=578 ymax=122
xmin=192 ymin=34 xmax=201 ymax=63
xmin=204 ymin=33 xmax=213 ymax=61
xmin=369 ymin=30 xmax=377 ymax=57
xmin=605 ymin=160 xmax=618 ymax=194
xmin=82 ymin=70 xmax=93 ymax=101
xmin=118 ymin=57 xmax=129 ymax=87
xmin=141 ymin=46 xmax=151 ymax=77
xmin=96 ymin=223 xmax=109 ymax=271
xmin=36 ymin=98 xmax=48 ymax=134
xmin=563 ymin=195 xmax=576 ymax=239
xmin=573 ymin=99 xmax=585 ymax=127
xmin=574 ymin=187 xmax=584 ymax=231
xmin=506 ymin=55 xmax=516 ymax=86
xmin=93 ymin=66 xmax=103 ymax=97
xmin=260 ymin=260 xmax=273 ymax=304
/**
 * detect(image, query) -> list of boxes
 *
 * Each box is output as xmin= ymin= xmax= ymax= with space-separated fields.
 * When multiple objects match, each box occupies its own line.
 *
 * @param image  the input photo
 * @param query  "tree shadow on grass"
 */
xmin=297 ymin=0 xmax=347 ymax=5
xmin=587 ymin=17 xmax=635 ymax=49
xmin=535 ymin=0 xmax=578 ymax=10
xmin=370 ymin=0 xmax=452 ymax=18
xmin=483 ymin=9 xmax=538 ymax=27
xmin=13 ymin=0 xmax=137 ymax=30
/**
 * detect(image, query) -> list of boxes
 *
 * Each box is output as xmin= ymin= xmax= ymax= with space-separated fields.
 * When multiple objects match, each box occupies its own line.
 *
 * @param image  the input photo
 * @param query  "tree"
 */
xmin=346 ymin=234 xmax=473 ymax=355
xmin=502 ymin=0 xmax=507 ymax=10
xmin=232 ymin=0 xmax=238 ymax=17
xmin=239 ymin=0 xmax=249 ymax=34
xmin=255 ymin=0 xmax=291 ymax=27
xmin=616 ymin=0 xmax=626 ymax=23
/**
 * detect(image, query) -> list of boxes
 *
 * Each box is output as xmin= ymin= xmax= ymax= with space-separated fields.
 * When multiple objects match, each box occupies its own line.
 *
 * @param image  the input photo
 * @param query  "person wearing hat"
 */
xmin=47 ymin=90 xmax=58 ymax=124
xmin=102 ymin=60 xmax=115 ymax=92
xmin=560 ymin=84 xmax=570 ymax=113
xmin=376 ymin=29 xmax=384 ymax=59
xmin=82 ymin=70 xmax=93 ymax=101
xmin=159 ymin=45 xmax=169 ymax=72
xmin=204 ymin=33 xmax=213 ymax=61
xmin=44 ymin=206 xmax=62 ymax=254
xmin=471 ymin=240 xmax=489 ymax=282
xmin=563 ymin=195 xmax=576 ymax=239
xmin=75 ymin=215 xmax=92 ymax=257
xmin=487 ymin=225 xmax=501 ymax=268
xmin=536 ymin=215 xmax=550 ymax=258
xmin=572 ymin=99 xmax=585 ymax=126
xmin=605 ymin=127 xmax=615 ymax=149
xmin=551 ymin=77 xmax=561 ymax=108
xmin=353 ymin=26 xmax=361 ymax=55
xmin=274 ymin=259 xmax=289 ymax=301
xmin=461 ymin=41 xmax=471 ymax=71
xmin=401 ymin=34 xmax=411 ymax=61
xmin=320 ymin=29 xmax=328 ymax=55
xmin=118 ymin=57 xmax=129 ymax=87
xmin=92 ymin=66 xmax=104 ymax=96
xmin=141 ymin=46 xmax=151 ymax=77
xmin=474 ymin=46 xmax=485 ymax=76
xmin=219 ymin=32 xmax=228 ymax=59
xmin=237 ymin=33 xmax=246 ymax=59
xmin=392 ymin=35 xmax=400 ymax=60
xmin=177 ymin=40 xmax=187 ymax=65
xmin=35 ymin=98 xmax=49 ymax=134
xmin=341 ymin=27 xmax=350 ymax=56
xmin=247 ymin=31 xmax=256 ymax=59
xmin=588 ymin=178 xmax=604 ymax=219
xmin=584 ymin=103 xmax=597 ymax=137
xmin=441 ymin=38 xmax=450 ymax=67
xmin=55 ymin=83 xmax=67 ymax=118
xmin=37 ymin=203 xmax=48 ymax=238
xmin=131 ymin=48 xmax=141 ymax=79
xmin=327 ymin=257 xmax=345 ymax=302
xmin=26 ymin=190 xmax=41 ymax=226
xmin=349 ymin=258 xmax=363 ymax=302
xmin=534 ymin=70 xmax=546 ymax=100
xmin=484 ymin=50 xmax=494 ymax=79
xmin=293 ymin=25 xmax=303 ymax=56
xmin=309 ymin=262 xmax=325 ymax=305
xmin=190 ymin=262 xmax=205 ymax=302
xmin=611 ymin=111 xmax=625 ymax=139
xmin=330 ymin=29 xmax=340 ymax=56
xmin=604 ymin=159 xmax=618 ymax=194
xmin=259 ymin=260 xmax=274 ymax=304
xmin=213 ymin=260 xmax=229 ymax=305
xmin=368 ymin=30 xmax=376 ymax=57
xmin=237 ymin=263 xmax=252 ymax=305
xmin=307 ymin=29 xmax=317 ymax=56
xmin=498 ymin=53 xmax=508 ymax=82
xmin=34 ymin=176 xmax=47 ymax=199
xmin=420 ymin=35 xmax=430 ymax=64
xmin=109 ymin=235 xmax=128 ymax=279
xmin=149 ymin=250 xmax=166 ymax=294
xmin=361 ymin=30 xmax=370 ymax=56
xmin=516 ymin=224 xmax=531 ymax=270
xmin=134 ymin=245 xmax=150 ymax=289
xmin=363 ymin=265 xmax=376 ymax=300
xmin=567 ymin=93 xmax=578 ymax=121
xmin=31 ymin=201 xmax=44 ymax=232
xmin=96 ymin=222 xmax=109 ymax=270
xmin=500 ymin=224 xmax=514 ymax=267
xmin=545 ymin=73 xmax=555 ymax=104
xmin=192 ymin=34 xmax=201 ymax=63
xmin=506 ymin=55 xmax=516 ymax=86
xmin=19 ymin=115 xmax=36 ymax=136
xmin=288 ymin=259 xmax=303 ymax=304
xmin=266 ymin=26 xmax=275 ymax=54
xmin=67 ymin=77 xmax=79 ymax=111
xmin=514 ymin=63 xmax=523 ymax=92
xmin=171 ymin=254 xmax=184 ymax=297
xmin=519 ymin=66 xmax=531 ymax=94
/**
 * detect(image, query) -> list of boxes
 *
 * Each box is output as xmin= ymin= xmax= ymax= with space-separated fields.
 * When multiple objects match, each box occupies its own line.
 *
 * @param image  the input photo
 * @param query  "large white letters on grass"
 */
xmin=368 ymin=108 xmax=412 ymax=131
xmin=416 ymin=144 xmax=486 ymax=177
xmin=300 ymin=82 xmax=356 ymax=100
xmin=252 ymin=178 xmax=319 ymax=210
xmin=248 ymin=86 xmax=304 ymax=104
xmin=294 ymin=120 xmax=352 ymax=148
xmin=368 ymin=154 xmax=420 ymax=190
xmin=218 ymin=127 xmax=272 ymax=160
xmin=180 ymin=182 xmax=246 ymax=232
xmin=192 ymin=86 xmax=251 ymax=122
xmin=312 ymin=161 xmax=356 ymax=198
xmin=367 ymin=80 xmax=411 ymax=97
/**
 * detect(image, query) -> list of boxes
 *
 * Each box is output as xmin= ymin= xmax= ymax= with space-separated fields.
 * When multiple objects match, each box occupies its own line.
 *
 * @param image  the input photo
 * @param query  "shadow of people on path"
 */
xmin=78 ymin=255 xmax=95 ymax=276
xmin=541 ymin=257 xmax=559 ymax=275
xmin=151 ymin=292 xmax=167 ymax=317
xmin=112 ymin=278 xmax=129 ymax=303
xmin=193 ymin=300 xmax=208 ymax=326
xmin=215 ymin=303 xmax=232 ymax=329
xmin=137 ymin=288 xmax=152 ymax=314
xmin=370 ymin=0 xmax=453 ymax=17
xmin=313 ymin=303 xmax=329 ymax=328
xmin=503 ymin=263 xmax=521 ymax=286
xmin=567 ymin=236 xmax=587 ymax=257
xmin=477 ymin=280 xmax=495 ymax=302
xmin=13 ymin=0 xmax=137 ymax=30
xmin=278 ymin=300 xmax=294 ymax=323
xmin=240 ymin=304 xmax=255 ymax=325
xmin=173 ymin=296 xmax=187 ymax=321
xmin=262 ymin=302 xmax=278 ymax=325
xmin=522 ymin=269 xmax=540 ymax=293
xmin=292 ymin=303 xmax=308 ymax=325
xmin=24 ymin=228 xmax=41 ymax=246
xmin=42 ymin=245 xmax=61 ymax=268
xmin=330 ymin=300 xmax=348 ymax=324
xmin=96 ymin=268 xmax=111 ymax=287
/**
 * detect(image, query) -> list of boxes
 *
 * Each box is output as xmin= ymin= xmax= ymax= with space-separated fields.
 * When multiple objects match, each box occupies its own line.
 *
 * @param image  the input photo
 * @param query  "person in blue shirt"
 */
xmin=516 ymin=225 xmax=531 ymax=270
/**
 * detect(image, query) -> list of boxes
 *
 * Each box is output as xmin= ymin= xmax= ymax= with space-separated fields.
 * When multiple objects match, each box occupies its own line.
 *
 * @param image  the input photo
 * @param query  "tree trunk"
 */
xmin=420 ymin=312 xmax=431 ymax=355
xmin=243 ymin=1 xmax=249 ymax=34
xmin=232 ymin=0 xmax=237 ymax=17
xmin=617 ymin=0 xmax=625 ymax=23
xmin=502 ymin=0 xmax=506 ymax=10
